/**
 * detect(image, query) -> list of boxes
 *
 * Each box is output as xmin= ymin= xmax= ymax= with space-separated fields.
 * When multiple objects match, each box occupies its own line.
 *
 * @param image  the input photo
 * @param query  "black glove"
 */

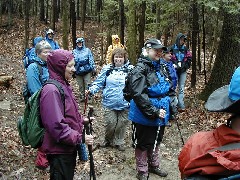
xmin=92 ymin=69 xmax=97 ymax=77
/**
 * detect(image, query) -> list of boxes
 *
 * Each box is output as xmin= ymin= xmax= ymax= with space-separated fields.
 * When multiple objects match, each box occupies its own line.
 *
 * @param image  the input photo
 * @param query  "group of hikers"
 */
xmin=21 ymin=29 xmax=240 ymax=180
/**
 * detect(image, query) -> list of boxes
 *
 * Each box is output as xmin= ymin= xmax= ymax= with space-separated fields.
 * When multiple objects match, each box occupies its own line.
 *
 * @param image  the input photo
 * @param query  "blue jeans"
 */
xmin=177 ymin=71 xmax=187 ymax=109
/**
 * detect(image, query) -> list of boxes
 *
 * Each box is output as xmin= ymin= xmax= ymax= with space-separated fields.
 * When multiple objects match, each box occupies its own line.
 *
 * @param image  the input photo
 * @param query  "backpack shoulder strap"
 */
xmin=44 ymin=79 xmax=66 ymax=117
xmin=34 ymin=62 xmax=43 ymax=85
xmin=136 ymin=62 xmax=151 ymax=75
xmin=208 ymin=142 xmax=240 ymax=152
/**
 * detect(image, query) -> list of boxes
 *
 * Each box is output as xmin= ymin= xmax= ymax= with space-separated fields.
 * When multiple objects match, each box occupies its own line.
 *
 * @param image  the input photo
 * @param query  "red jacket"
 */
xmin=178 ymin=124 xmax=240 ymax=178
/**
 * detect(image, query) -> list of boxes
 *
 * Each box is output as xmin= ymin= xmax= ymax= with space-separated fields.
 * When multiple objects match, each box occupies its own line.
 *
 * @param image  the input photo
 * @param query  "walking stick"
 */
xmin=85 ymin=105 xmax=96 ymax=180
xmin=175 ymin=116 xmax=184 ymax=145
xmin=153 ymin=124 xmax=161 ymax=152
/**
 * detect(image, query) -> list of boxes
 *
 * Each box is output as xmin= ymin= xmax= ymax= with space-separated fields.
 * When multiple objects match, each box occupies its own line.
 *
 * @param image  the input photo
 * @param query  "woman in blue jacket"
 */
xmin=87 ymin=48 xmax=133 ymax=151
xmin=128 ymin=39 xmax=170 ymax=179
xmin=73 ymin=37 xmax=96 ymax=102
xmin=26 ymin=40 xmax=52 ymax=170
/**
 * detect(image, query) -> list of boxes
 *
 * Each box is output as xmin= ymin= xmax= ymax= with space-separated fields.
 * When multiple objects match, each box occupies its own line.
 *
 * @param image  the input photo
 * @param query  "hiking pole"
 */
xmin=153 ymin=124 xmax=161 ymax=152
xmin=85 ymin=106 xmax=96 ymax=180
xmin=175 ymin=116 xmax=184 ymax=145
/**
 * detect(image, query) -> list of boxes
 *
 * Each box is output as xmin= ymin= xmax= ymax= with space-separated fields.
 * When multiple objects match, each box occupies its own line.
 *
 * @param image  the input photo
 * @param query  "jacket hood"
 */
xmin=47 ymin=49 xmax=74 ymax=83
xmin=33 ymin=36 xmax=44 ymax=47
xmin=175 ymin=33 xmax=187 ymax=48
xmin=112 ymin=35 xmax=121 ymax=46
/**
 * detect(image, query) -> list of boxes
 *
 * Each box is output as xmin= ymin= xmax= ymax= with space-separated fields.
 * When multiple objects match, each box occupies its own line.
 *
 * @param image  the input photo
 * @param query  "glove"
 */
xmin=92 ymin=69 xmax=97 ymax=77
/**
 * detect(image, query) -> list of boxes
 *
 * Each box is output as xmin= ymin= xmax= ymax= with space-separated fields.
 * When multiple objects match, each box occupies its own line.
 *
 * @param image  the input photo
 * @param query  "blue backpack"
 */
xmin=23 ymin=48 xmax=35 ymax=69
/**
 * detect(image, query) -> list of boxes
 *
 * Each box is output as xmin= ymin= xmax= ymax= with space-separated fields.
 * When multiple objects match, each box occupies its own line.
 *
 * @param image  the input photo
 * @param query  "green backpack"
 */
xmin=17 ymin=79 xmax=65 ymax=148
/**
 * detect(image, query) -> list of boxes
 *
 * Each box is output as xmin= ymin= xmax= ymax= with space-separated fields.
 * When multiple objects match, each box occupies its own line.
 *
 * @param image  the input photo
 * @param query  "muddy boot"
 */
xmin=149 ymin=167 xmax=168 ymax=177
xmin=136 ymin=173 xmax=148 ymax=180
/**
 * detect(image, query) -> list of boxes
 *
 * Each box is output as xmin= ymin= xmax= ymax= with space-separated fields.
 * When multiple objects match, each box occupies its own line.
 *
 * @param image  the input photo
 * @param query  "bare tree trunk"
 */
xmin=0 ymin=1 xmax=2 ymax=26
xmin=156 ymin=0 xmax=161 ymax=40
xmin=62 ymin=0 xmax=69 ymax=49
xmin=200 ymin=10 xmax=240 ymax=101
xmin=119 ymin=0 xmax=125 ymax=45
xmin=32 ymin=0 xmax=38 ymax=38
xmin=190 ymin=1 xmax=198 ymax=88
xmin=39 ymin=0 xmax=45 ymax=21
xmin=197 ymin=32 xmax=201 ymax=72
xmin=45 ymin=0 xmax=49 ymax=24
xmin=138 ymin=1 xmax=146 ymax=57
xmin=208 ymin=11 xmax=220 ymax=72
xmin=24 ymin=0 xmax=30 ymax=50
xmin=96 ymin=0 xmax=102 ymax=23
xmin=7 ymin=0 xmax=13 ymax=28
xmin=51 ymin=0 xmax=57 ymax=31
xmin=77 ymin=0 xmax=80 ymax=20
xmin=127 ymin=0 xmax=137 ymax=64
xmin=70 ymin=0 xmax=76 ymax=49
xmin=81 ymin=0 xmax=86 ymax=31
xmin=202 ymin=4 xmax=206 ymax=84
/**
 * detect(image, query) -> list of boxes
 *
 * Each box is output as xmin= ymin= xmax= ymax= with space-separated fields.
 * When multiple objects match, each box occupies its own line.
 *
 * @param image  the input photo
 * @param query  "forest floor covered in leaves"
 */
xmin=0 ymin=19 xmax=229 ymax=180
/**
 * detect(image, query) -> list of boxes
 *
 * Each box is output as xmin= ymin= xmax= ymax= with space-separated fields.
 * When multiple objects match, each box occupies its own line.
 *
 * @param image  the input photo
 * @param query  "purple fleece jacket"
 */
xmin=40 ymin=49 xmax=83 ymax=154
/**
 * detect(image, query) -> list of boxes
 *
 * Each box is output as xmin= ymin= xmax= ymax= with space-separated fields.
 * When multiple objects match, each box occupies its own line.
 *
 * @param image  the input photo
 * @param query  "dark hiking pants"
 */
xmin=47 ymin=152 xmax=77 ymax=180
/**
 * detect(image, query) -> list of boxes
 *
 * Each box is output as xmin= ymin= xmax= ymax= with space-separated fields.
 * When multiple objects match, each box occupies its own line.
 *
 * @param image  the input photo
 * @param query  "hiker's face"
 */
xmin=65 ymin=59 xmax=76 ymax=81
xmin=113 ymin=53 xmax=125 ymax=67
xmin=163 ymin=52 xmax=172 ymax=61
xmin=148 ymin=48 xmax=162 ymax=61
xmin=180 ymin=37 xmax=186 ymax=46
xmin=77 ymin=42 xmax=83 ymax=48
xmin=48 ymin=33 xmax=53 ymax=39
xmin=231 ymin=117 xmax=240 ymax=134
xmin=38 ymin=49 xmax=51 ymax=62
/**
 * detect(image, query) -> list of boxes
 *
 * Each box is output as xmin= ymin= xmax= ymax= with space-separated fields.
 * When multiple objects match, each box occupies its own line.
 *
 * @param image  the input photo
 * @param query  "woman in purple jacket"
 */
xmin=40 ymin=49 xmax=94 ymax=179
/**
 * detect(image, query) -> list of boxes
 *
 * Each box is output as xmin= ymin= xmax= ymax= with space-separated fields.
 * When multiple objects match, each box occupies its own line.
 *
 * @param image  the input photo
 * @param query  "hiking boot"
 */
xmin=178 ymin=108 xmax=185 ymax=113
xmin=149 ymin=167 xmax=168 ymax=177
xmin=100 ymin=141 xmax=111 ymax=148
xmin=136 ymin=173 xmax=148 ymax=180
xmin=169 ymin=114 xmax=176 ymax=120
xmin=115 ymin=145 xmax=125 ymax=151
xmin=36 ymin=165 xmax=50 ymax=172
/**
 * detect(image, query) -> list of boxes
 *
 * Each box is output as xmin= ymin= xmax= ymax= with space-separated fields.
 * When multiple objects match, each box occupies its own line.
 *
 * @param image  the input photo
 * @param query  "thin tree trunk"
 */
xmin=51 ymin=0 xmax=57 ymax=31
xmin=190 ymin=1 xmax=198 ymax=88
xmin=202 ymin=4 xmax=206 ymax=84
xmin=45 ymin=0 xmax=49 ymax=24
xmin=70 ymin=0 xmax=76 ymax=49
xmin=39 ymin=0 xmax=45 ymax=21
xmin=138 ymin=1 xmax=146 ymax=57
xmin=197 ymin=32 xmax=201 ymax=72
xmin=81 ymin=0 xmax=86 ymax=31
xmin=7 ymin=0 xmax=13 ymax=28
xmin=62 ymin=0 xmax=69 ymax=49
xmin=77 ymin=0 xmax=80 ymax=20
xmin=156 ymin=0 xmax=161 ymax=40
xmin=32 ymin=0 xmax=38 ymax=38
xmin=119 ymin=0 xmax=125 ymax=45
xmin=127 ymin=0 xmax=137 ymax=64
xmin=24 ymin=0 xmax=30 ymax=49
xmin=96 ymin=0 xmax=102 ymax=23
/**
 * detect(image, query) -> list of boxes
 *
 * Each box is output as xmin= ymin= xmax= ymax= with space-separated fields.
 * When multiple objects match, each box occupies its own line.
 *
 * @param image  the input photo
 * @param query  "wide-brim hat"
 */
xmin=205 ymin=85 xmax=240 ymax=115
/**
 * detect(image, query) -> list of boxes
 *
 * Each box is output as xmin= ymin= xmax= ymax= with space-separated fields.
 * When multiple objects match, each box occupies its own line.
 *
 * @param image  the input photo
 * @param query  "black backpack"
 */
xmin=123 ymin=63 xmax=149 ymax=102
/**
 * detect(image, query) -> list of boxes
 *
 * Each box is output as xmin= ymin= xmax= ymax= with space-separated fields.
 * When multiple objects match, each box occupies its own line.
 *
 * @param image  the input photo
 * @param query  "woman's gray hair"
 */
xmin=35 ymin=40 xmax=52 ymax=55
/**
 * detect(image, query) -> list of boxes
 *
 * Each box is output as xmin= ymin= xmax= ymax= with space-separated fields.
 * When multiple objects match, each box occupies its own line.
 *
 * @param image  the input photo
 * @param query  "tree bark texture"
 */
xmin=200 ymin=10 xmax=240 ymax=101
